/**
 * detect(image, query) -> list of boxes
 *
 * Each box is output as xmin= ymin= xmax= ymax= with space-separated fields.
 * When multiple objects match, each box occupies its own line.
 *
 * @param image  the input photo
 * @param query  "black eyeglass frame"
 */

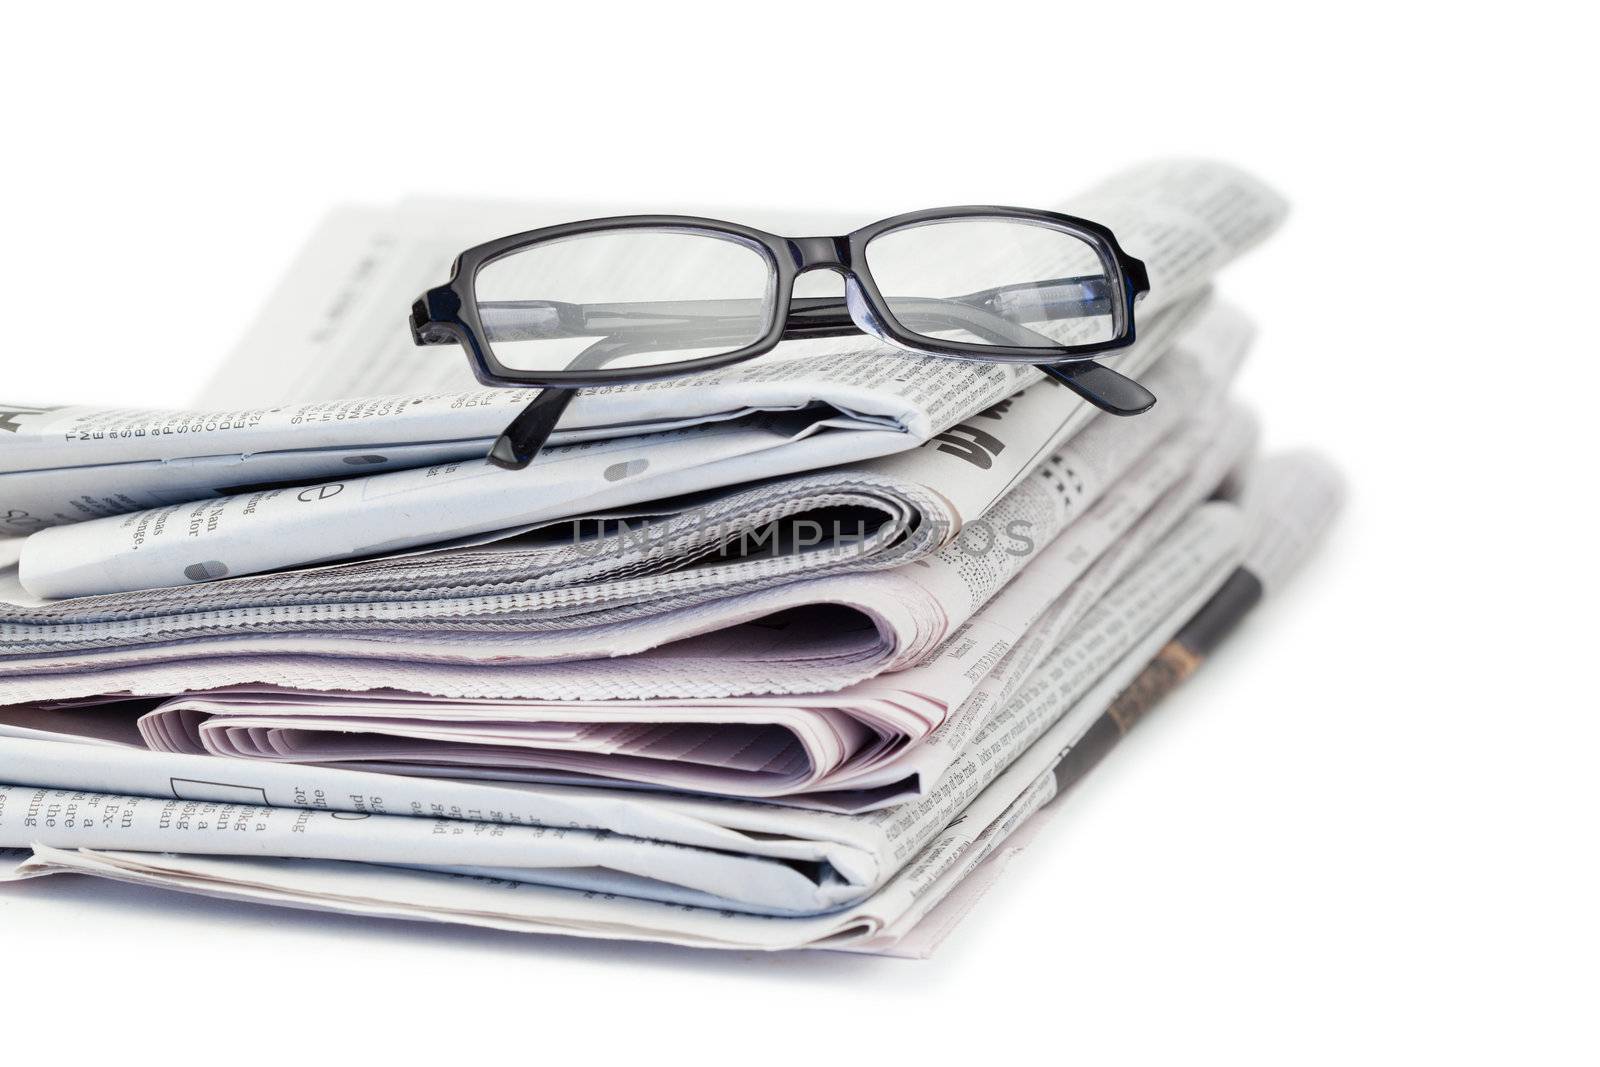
xmin=411 ymin=206 xmax=1151 ymax=389
xmin=412 ymin=207 xmax=1155 ymax=469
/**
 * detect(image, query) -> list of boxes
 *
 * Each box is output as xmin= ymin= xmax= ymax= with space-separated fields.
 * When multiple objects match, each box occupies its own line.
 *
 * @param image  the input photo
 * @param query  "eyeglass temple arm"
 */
xmin=487 ymin=329 xmax=660 ymax=469
xmin=488 ymin=387 xmax=576 ymax=470
xmin=1036 ymin=361 xmax=1155 ymax=415
xmin=887 ymin=301 xmax=1151 ymax=415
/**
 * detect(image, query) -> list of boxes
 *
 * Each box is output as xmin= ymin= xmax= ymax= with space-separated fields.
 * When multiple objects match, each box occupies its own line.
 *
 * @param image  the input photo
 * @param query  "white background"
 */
xmin=3 ymin=2 xmax=1596 ymax=1062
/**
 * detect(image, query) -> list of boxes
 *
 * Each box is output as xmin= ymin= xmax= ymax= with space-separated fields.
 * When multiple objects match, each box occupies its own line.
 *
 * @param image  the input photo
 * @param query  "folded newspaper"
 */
xmin=0 ymin=158 xmax=1343 ymax=955
xmin=3 ymin=159 xmax=1283 ymax=594
xmin=0 ymin=453 xmax=1343 ymax=950
xmin=0 ymin=296 xmax=1221 ymax=659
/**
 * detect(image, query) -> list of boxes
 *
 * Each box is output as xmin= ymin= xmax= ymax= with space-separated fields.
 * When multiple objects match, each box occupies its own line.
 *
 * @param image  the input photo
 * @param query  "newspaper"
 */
xmin=0 ymin=405 xmax=1252 ymax=814
xmin=0 ymin=327 xmax=1249 ymax=703
xmin=111 ymin=407 xmax=1250 ymax=802
xmin=5 ymin=159 xmax=1288 ymax=593
xmin=124 ymin=406 xmax=1257 ymax=805
xmin=0 ymin=295 xmax=1228 ymax=644
xmin=0 ymin=499 xmax=1251 ymax=922
xmin=869 ymin=449 xmax=1347 ymax=957
xmin=12 ymin=296 xmax=1194 ymax=600
xmin=0 ymin=450 xmax=1342 ymax=951
xmin=0 ymin=401 xmax=1251 ymax=783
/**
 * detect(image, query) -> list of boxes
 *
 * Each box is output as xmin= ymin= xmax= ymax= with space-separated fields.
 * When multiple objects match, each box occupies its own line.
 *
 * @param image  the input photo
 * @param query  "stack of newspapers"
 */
xmin=0 ymin=160 xmax=1342 ymax=954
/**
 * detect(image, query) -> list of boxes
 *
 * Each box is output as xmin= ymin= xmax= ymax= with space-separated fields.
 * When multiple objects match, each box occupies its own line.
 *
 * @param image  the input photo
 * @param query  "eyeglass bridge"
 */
xmin=786 ymin=235 xmax=852 ymax=271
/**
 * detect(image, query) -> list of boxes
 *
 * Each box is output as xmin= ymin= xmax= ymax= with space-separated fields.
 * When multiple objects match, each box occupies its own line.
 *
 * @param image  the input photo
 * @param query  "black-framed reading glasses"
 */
xmin=411 ymin=206 xmax=1153 ymax=470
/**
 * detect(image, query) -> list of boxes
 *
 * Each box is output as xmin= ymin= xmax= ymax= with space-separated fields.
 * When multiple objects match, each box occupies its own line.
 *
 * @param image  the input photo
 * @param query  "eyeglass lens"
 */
xmin=863 ymin=218 xmax=1118 ymax=348
xmin=474 ymin=228 xmax=779 ymax=374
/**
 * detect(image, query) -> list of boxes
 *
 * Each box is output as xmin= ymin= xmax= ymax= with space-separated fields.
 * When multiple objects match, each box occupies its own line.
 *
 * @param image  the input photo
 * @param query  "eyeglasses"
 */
xmin=411 ymin=207 xmax=1152 ymax=469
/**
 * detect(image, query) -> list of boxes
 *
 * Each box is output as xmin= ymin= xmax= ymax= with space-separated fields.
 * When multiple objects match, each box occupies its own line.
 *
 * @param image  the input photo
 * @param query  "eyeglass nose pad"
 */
xmin=845 ymin=276 xmax=915 ymax=351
